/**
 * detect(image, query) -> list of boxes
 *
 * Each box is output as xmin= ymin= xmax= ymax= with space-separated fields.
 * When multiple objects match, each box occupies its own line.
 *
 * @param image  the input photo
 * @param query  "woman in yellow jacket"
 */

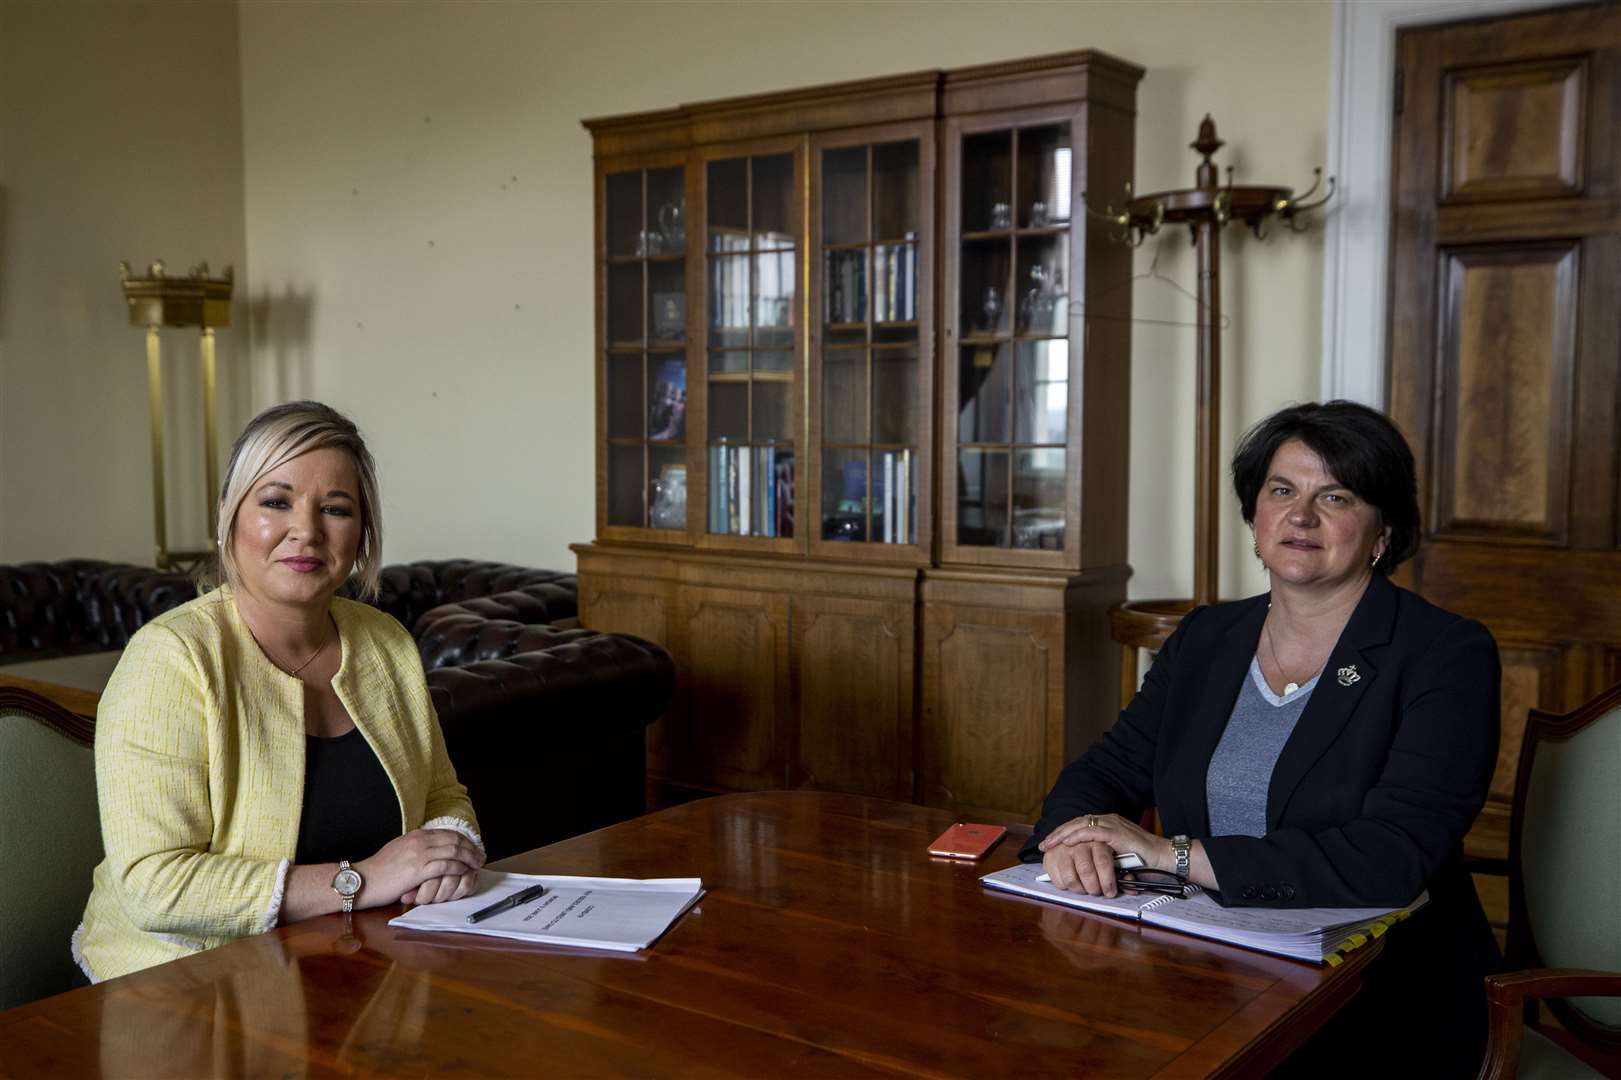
xmin=76 ymin=401 xmax=484 ymax=982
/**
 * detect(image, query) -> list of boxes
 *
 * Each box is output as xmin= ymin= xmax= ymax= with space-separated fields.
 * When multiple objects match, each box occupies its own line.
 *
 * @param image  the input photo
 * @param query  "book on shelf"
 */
xmin=981 ymin=862 xmax=1428 ymax=965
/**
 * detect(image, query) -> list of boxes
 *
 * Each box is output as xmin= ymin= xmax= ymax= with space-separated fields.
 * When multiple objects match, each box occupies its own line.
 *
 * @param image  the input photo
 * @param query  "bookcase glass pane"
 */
xmin=961 ymin=237 xmax=1011 ymax=339
xmin=607 ymin=354 xmax=642 ymax=439
xmin=647 ymin=355 xmax=687 ymax=442
xmin=754 ymin=350 xmax=793 ymax=373
xmin=710 ymin=350 xmax=748 ymax=374
xmin=822 ymin=349 xmax=866 ymax=444
xmin=823 ymin=146 xmax=867 ymax=245
xmin=1015 ymin=340 xmax=1068 ymax=444
xmin=753 ymin=381 xmax=791 ymax=443
xmin=709 ymin=444 xmax=794 ymax=537
xmin=753 ymin=250 xmax=795 ymax=348
xmin=872 ymin=347 xmax=917 ymax=445
xmin=708 ymin=255 xmax=749 ymax=347
xmin=1017 ymin=124 xmax=1072 ymax=227
xmin=648 ymin=261 xmax=686 ymax=344
xmin=873 ymin=140 xmax=920 ymax=239
xmin=606 ymin=171 xmax=642 ymax=257
xmin=1015 ymin=233 xmax=1069 ymax=337
xmin=648 ymin=444 xmax=687 ymax=530
xmin=826 ymin=250 xmax=867 ymax=326
xmin=608 ymin=263 xmax=642 ymax=345
xmin=752 ymin=153 xmax=795 ymax=250
xmin=708 ymin=158 xmax=748 ymax=252
xmin=709 ymin=381 xmax=748 ymax=441
xmin=961 ymin=130 xmax=1013 ymax=233
xmin=647 ymin=167 xmax=685 ymax=252
xmin=871 ymin=448 xmax=916 ymax=545
xmin=1013 ymin=448 xmax=1066 ymax=550
xmin=607 ymin=443 xmax=644 ymax=526
xmin=957 ymin=448 xmax=1009 ymax=547
xmin=822 ymin=447 xmax=867 ymax=542
xmin=872 ymin=242 xmax=917 ymax=323
xmin=959 ymin=343 xmax=1011 ymax=445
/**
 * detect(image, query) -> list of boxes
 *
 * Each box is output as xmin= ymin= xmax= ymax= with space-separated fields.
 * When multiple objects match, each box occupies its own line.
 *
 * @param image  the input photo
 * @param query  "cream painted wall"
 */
xmin=232 ymin=0 xmax=1331 ymax=599
xmin=0 ymin=0 xmax=249 ymax=565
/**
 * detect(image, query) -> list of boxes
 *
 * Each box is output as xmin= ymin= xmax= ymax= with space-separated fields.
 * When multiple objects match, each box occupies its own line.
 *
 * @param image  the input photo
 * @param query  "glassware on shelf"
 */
xmin=989 ymin=202 xmax=1012 ymax=230
xmin=1029 ymin=200 xmax=1049 ymax=228
xmin=657 ymin=202 xmax=685 ymax=250
xmin=649 ymin=465 xmax=687 ymax=529
xmin=981 ymin=286 xmax=1002 ymax=333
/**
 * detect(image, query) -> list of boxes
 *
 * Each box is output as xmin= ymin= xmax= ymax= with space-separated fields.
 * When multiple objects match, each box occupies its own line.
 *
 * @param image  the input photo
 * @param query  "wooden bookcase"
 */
xmin=576 ymin=50 xmax=1142 ymax=821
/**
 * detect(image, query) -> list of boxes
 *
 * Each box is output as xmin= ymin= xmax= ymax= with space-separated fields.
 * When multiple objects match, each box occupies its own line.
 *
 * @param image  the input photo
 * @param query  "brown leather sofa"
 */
xmin=0 ymin=558 xmax=671 ymax=858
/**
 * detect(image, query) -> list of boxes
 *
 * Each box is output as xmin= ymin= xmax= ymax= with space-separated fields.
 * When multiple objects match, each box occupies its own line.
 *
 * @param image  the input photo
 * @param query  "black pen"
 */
xmin=465 ymin=883 xmax=549 ymax=924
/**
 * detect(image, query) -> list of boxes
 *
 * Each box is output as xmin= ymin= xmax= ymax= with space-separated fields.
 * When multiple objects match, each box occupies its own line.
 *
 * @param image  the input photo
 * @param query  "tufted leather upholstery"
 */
xmin=372 ymin=560 xmax=577 ymax=637
xmin=0 ymin=561 xmax=196 ymax=661
xmin=2 ymin=557 xmax=667 ymax=859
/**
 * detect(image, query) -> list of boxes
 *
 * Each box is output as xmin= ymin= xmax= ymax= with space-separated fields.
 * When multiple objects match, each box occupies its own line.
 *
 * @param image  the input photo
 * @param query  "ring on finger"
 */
xmin=1087 ymin=815 xmax=1098 ymax=830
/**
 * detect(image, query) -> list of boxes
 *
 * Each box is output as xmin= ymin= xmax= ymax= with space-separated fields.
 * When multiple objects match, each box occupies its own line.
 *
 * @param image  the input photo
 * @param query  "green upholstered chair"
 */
xmin=0 ymin=685 xmax=102 ymax=1010
xmin=1477 ymin=681 xmax=1621 ymax=1079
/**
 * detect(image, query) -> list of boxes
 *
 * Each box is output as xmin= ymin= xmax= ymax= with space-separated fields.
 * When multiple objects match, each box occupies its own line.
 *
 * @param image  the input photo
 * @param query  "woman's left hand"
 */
xmin=400 ymin=868 xmax=478 ymax=906
xmin=1038 ymin=812 xmax=1174 ymax=872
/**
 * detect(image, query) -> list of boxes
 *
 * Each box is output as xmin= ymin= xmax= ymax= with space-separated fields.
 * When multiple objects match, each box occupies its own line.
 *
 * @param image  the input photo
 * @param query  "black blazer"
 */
xmin=1022 ymin=573 xmax=1503 ymax=1072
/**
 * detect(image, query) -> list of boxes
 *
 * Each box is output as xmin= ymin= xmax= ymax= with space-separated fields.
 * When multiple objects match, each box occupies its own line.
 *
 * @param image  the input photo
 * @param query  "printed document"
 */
xmin=389 ymin=871 xmax=703 ymax=952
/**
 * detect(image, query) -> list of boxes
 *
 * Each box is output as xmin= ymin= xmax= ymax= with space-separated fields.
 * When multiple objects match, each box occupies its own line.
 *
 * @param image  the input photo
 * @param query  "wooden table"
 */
xmin=0 ymin=792 xmax=1380 ymax=1078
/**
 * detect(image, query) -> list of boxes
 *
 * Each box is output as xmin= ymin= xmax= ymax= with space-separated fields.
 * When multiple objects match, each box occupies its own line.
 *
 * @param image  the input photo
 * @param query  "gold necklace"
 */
xmin=261 ymin=626 xmax=330 ymax=677
xmin=1263 ymin=619 xmax=1318 ymax=696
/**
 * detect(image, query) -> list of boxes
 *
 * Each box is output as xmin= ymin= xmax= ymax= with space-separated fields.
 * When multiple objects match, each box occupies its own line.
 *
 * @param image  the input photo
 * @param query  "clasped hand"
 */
xmin=1037 ymin=812 xmax=1170 ymax=898
xmin=357 ymin=828 xmax=485 ymax=908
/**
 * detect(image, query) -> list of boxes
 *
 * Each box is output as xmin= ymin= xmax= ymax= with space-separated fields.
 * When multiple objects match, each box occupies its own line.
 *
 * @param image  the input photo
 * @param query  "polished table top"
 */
xmin=0 ymin=792 xmax=1380 ymax=1078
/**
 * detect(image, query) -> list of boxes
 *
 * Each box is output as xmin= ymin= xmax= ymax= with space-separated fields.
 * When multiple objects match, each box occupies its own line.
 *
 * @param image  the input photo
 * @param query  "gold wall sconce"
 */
xmin=119 ymin=259 xmax=233 ymax=573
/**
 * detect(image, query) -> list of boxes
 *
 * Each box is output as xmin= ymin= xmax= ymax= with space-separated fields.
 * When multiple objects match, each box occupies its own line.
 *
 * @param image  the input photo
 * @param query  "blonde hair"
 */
xmin=214 ymin=401 xmax=383 ymax=599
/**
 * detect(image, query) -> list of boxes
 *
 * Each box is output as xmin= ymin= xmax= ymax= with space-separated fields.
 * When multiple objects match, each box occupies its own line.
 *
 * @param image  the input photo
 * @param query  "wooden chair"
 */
xmin=1477 ymin=681 xmax=1621 ymax=1079
xmin=0 ymin=684 xmax=102 ymax=1009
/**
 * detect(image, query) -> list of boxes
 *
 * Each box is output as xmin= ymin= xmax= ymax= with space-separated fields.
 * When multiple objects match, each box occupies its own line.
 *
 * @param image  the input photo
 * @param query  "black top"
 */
xmin=295 ymin=727 xmax=402 ymax=866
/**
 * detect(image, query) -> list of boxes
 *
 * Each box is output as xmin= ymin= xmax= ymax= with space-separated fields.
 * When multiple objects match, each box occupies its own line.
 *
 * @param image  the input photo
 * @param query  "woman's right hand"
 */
xmin=1042 ymin=841 xmax=1121 ymax=897
xmin=355 ymin=829 xmax=484 ymax=909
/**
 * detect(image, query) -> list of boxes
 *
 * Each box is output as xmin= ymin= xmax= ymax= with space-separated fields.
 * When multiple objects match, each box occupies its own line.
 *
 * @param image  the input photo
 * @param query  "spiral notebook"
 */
xmin=981 ymin=862 xmax=1426 ymax=965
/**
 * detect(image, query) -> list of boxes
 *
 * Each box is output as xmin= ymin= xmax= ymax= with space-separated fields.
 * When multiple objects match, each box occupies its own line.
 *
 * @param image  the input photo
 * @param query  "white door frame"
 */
xmin=1320 ymin=0 xmax=1578 ymax=406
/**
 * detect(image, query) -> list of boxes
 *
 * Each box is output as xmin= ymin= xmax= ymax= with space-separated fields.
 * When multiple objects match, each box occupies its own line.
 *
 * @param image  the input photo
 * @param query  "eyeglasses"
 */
xmin=1118 ymin=869 xmax=1198 ymax=898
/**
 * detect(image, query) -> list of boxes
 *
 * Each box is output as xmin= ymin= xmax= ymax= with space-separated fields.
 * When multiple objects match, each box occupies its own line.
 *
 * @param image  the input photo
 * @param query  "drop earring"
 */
xmin=1370 ymin=547 xmax=1382 ymax=568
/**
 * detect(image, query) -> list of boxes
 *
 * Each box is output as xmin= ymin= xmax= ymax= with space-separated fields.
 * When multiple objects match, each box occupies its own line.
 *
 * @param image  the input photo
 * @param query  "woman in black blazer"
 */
xmin=1025 ymin=401 xmax=1500 ymax=1076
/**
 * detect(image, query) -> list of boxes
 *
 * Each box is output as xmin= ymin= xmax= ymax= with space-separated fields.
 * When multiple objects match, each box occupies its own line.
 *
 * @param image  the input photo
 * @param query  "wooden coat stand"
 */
xmin=1088 ymin=116 xmax=1333 ymax=704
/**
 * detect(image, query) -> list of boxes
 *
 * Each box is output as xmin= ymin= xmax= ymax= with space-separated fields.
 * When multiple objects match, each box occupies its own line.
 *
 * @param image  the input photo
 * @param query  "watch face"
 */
xmin=334 ymin=867 xmax=363 ymax=897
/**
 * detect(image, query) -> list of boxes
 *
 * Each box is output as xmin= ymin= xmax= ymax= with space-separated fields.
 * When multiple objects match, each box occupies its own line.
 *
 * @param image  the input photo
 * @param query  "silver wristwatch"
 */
xmin=332 ymin=859 xmax=364 ymax=913
xmin=1171 ymin=835 xmax=1191 ymax=878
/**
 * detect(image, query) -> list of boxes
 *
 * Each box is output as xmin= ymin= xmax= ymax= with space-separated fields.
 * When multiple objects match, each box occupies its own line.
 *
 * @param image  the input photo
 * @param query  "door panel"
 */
xmin=1388 ymin=4 xmax=1621 ymax=893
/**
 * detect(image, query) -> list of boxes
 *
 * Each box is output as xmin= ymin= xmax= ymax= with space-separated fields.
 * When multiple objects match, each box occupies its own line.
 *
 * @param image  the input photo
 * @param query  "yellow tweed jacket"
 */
xmin=76 ymin=588 xmax=480 ymax=981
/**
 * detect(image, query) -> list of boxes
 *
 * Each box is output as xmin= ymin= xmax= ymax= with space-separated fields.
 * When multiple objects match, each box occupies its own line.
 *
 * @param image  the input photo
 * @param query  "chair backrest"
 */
xmin=0 ymin=687 xmax=102 ymax=1009
xmin=1510 ymin=680 xmax=1621 ymax=1037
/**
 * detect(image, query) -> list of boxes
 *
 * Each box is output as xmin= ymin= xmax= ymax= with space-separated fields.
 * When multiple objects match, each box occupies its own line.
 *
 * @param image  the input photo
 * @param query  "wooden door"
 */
xmin=1387 ymin=2 xmax=1621 ymax=852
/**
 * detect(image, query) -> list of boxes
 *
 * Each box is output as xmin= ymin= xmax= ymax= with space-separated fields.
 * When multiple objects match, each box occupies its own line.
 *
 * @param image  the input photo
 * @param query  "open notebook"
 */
xmin=981 ymin=862 xmax=1426 ymax=965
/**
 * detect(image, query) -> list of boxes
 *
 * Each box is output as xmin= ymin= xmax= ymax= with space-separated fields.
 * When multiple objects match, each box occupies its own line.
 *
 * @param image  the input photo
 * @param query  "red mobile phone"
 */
xmin=928 ymin=822 xmax=1008 ymax=860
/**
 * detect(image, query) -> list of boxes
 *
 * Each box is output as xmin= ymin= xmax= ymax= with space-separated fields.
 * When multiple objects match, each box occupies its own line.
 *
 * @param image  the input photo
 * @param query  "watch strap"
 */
xmin=1171 ymin=835 xmax=1191 ymax=878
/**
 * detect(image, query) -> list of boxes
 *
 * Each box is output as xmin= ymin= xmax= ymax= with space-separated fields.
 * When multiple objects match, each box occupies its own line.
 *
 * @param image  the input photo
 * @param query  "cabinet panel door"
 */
xmin=792 ymin=593 xmax=914 ymax=799
xmin=668 ymin=585 xmax=790 ymax=792
xmin=920 ymin=602 xmax=1063 ymax=821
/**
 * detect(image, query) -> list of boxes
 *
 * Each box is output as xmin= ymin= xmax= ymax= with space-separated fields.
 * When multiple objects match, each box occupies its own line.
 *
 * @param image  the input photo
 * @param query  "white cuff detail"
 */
xmin=422 ymin=815 xmax=485 ymax=857
xmin=257 ymin=858 xmax=291 ymax=933
xmin=70 ymin=921 xmax=98 ymax=984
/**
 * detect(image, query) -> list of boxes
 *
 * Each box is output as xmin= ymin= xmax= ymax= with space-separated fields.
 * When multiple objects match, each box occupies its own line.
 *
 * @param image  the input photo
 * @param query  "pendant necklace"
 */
xmin=257 ymin=625 xmax=330 ymax=678
xmin=1263 ymin=619 xmax=1312 ymax=696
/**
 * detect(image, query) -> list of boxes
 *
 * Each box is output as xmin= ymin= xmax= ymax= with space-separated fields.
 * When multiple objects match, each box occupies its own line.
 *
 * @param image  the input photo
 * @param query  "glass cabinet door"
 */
xmin=704 ymin=151 xmax=797 ymax=540
xmin=953 ymin=122 xmax=1072 ymax=555
xmin=816 ymin=138 xmax=927 ymax=551
xmin=603 ymin=164 xmax=688 ymax=533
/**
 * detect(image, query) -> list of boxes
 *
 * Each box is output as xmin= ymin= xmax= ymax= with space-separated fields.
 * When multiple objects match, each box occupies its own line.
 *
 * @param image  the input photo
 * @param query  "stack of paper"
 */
xmin=982 ymin=862 xmax=1426 ymax=964
xmin=389 ymin=871 xmax=703 ymax=953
